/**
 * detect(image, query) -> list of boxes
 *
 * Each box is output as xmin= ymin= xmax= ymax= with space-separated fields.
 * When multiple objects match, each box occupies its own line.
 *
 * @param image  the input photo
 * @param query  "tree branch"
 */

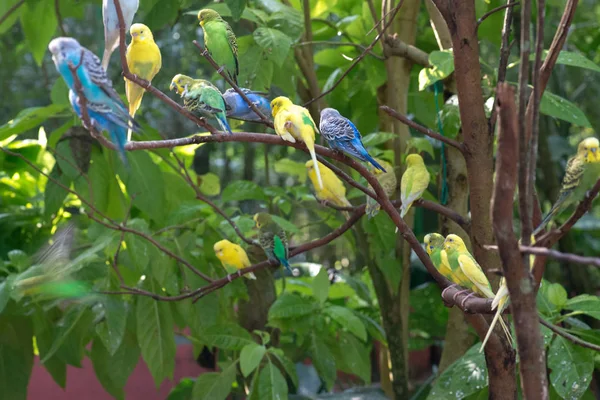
xmin=539 ymin=318 xmax=600 ymax=352
xmin=484 ymin=244 xmax=600 ymax=268
xmin=384 ymin=34 xmax=431 ymax=66
xmin=476 ymin=2 xmax=519 ymax=28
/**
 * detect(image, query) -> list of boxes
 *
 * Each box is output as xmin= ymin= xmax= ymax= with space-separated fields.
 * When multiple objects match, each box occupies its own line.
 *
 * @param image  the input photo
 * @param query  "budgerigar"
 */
xmin=443 ymin=234 xmax=512 ymax=345
xmin=223 ymin=88 xmax=271 ymax=121
xmin=365 ymin=158 xmax=396 ymax=218
xmin=271 ymin=96 xmax=322 ymax=189
xmin=170 ymin=74 xmax=232 ymax=134
xmin=197 ymin=9 xmax=239 ymax=84
xmin=125 ymin=23 xmax=161 ymax=140
xmin=533 ymin=137 xmax=600 ymax=235
xmin=400 ymin=154 xmax=431 ymax=218
xmin=254 ymin=213 xmax=292 ymax=272
xmin=319 ymin=108 xmax=385 ymax=172
xmin=424 ymin=233 xmax=455 ymax=283
xmin=213 ymin=240 xmax=257 ymax=280
xmin=306 ymin=160 xmax=352 ymax=211
xmin=102 ymin=0 xmax=139 ymax=70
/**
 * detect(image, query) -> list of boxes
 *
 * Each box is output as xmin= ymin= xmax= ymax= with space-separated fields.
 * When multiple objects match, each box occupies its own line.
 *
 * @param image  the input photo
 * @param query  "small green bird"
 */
xmin=253 ymin=213 xmax=292 ymax=272
xmin=366 ymin=158 xmax=396 ymax=218
xmin=170 ymin=74 xmax=232 ymax=134
xmin=198 ymin=9 xmax=239 ymax=85
xmin=424 ymin=233 xmax=455 ymax=283
xmin=533 ymin=137 xmax=600 ymax=235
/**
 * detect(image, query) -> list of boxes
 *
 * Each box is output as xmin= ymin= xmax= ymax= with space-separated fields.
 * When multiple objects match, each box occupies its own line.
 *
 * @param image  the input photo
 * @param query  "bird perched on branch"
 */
xmin=319 ymin=108 xmax=385 ymax=172
xmin=424 ymin=233 xmax=455 ymax=282
xmin=533 ymin=137 xmax=600 ymax=235
xmin=197 ymin=9 xmax=239 ymax=84
xmin=306 ymin=160 xmax=351 ymax=216
xmin=49 ymin=37 xmax=139 ymax=164
xmin=170 ymin=74 xmax=232 ymax=134
xmin=213 ymin=240 xmax=256 ymax=280
xmin=223 ymin=88 xmax=271 ymax=122
xmin=254 ymin=213 xmax=292 ymax=273
xmin=400 ymin=154 xmax=430 ymax=218
xmin=271 ymin=96 xmax=322 ymax=189
xmin=443 ymin=234 xmax=512 ymax=346
xmin=365 ymin=158 xmax=396 ymax=218
xmin=102 ymin=0 xmax=139 ymax=70
xmin=125 ymin=23 xmax=161 ymax=140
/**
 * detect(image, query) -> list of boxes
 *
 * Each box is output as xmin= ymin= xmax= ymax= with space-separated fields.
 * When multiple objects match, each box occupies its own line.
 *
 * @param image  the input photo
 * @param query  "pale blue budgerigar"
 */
xmin=102 ymin=0 xmax=139 ymax=70
xmin=319 ymin=108 xmax=386 ymax=172
xmin=222 ymin=88 xmax=271 ymax=122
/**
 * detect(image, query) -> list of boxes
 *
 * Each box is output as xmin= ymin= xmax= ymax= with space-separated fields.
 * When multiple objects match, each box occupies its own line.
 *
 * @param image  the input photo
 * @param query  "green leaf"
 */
xmin=95 ymin=296 xmax=128 ymax=356
xmin=407 ymin=137 xmax=435 ymax=158
xmin=267 ymin=348 xmax=298 ymax=388
xmin=257 ymin=361 xmax=288 ymax=400
xmin=7 ymin=251 xmax=28 ymax=272
xmin=167 ymin=378 xmax=195 ymax=400
xmin=409 ymin=283 xmax=449 ymax=350
xmin=0 ymin=0 xmax=22 ymax=34
xmin=553 ymin=51 xmax=600 ymax=73
xmin=42 ymin=306 xmax=92 ymax=365
xmin=546 ymin=282 xmax=568 ymax=311
xmin=440 ymin=99 xmax=461 ymax=139
xmin=564 ymin=294 xmax=600 ymax=320
xmin=419 ymin=50 xmax=454 ymax=91
xmin=136 ymin=287 xmax=176 ymax=387
xmin=0 ymin=316 xmax=34 ymax=400
xmin=33 ymin=309 xmax=66 ymax=388
xmin=537 ymin=279 xmax=558 ymax=316
xmin=50 ymin=79 xmax=70 ymax=106
xmin=240 ymin=343 xmax=267 ymax=377
xmin=253 ymin=27 xmax=293 ymax=67
xmin=361 ymin=132 xmax=397 ymax=147
xmin=44 ymin=163 xmax=72 ymax=220
xmin=20 ymin=0 xmax=57 ymax=66
xmin=191 ymin=360 xmax=237 ymax=400
xmin=334 ymin=332 xmax=370 ymax=383
xmin=324 ymin=305 xmax=367 ymax=341
xmin=274 ymin=158 xmax=307 ymax=183
xmin=548 ymin=336 xmax=594 ymax=400
xmin=222 ymin=180 xmax=268 ymax=202
xmin=427 ymin=345 xmax=488 ymax=400
xmin=225 ymin=0 xmax=246 ymax=21
xmin=203 ymin=323 xmax=255 ymax=350
xmin=0 ymin=105 xmax=67 ymax=141
xmin=540 ymin=91 xmax=591 ymax=127
xmin=268 ymin=293 xmax=318 ymax=320
xmin=55 ymin=139 xmax=81 ymax=180
xmin=311 ymin=268 xmax=330 ymax=304
xmin=199 ymin=172 xmax=221 ymax=196
xmin=186 ymin=5 xmax=262 ymax=24
xmin=310 ymin=335 xmax=336 ymax=390
xmin=144 ymin=0 xmax=179 ymax=29
xmin=0 ymin=276 xmax=14 ymax=314
xmin=270 ymin=215 xmax=301 ymax=234
xmin=238 ymin=45 xmax=274 ymax=91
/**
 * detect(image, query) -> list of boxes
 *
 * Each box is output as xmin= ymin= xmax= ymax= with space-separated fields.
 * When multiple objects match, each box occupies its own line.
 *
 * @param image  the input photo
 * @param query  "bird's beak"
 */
xmin=169 ymin=81 xmax=176 ymax=91
xmin=132 ymin=32 xmax=139 ymax=37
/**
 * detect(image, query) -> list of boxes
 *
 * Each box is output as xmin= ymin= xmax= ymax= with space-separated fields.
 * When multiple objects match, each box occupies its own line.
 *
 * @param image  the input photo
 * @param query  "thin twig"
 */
xmin=484 ymin=244 xmax=600 ymax=267
xmin=539 ymin=318 xmax=600 ymax=352
xmin=295 ymin=41 xmax=385 ymax=60
xmin=55 ymin=0 xmax=66 ymax=35
xmin=476 ymin=2 xmax=520 ymax=28
xmin=0 ymin=0 xmax=24 ymax=26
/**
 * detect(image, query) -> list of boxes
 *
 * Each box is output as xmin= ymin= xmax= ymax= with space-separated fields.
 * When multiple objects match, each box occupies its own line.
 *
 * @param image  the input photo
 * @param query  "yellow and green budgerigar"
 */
xmin=400 ymin=154 xmax=431 ymax=218
xmin=254 ymin=213 xmax=292 ymax=272
xmin=213 ymin=239 xmax=257 ymax=280
xmin=306 ymin=160 xmax=351 ymax=209
xmin=198 ymin=9 xmax=239 ymax=84
xmin=443 ymin=234 xmax=512 ymax=346
xmin=366 ymin=158 xmax=396 ymax=218
xmin=272 ymin=96 xmax=323 ymax=189
xmin=424 ymin=233 xmax=455 ymax=282
xmin=533 ymin=137 xmax=600 ymax=235
xmin=125 ymin=23 xmax=162 ymax=140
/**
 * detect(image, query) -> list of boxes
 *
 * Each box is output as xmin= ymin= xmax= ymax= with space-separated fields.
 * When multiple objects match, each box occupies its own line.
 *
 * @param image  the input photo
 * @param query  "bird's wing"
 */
xmin=458 ymin=254 xmax=494 ymax=298
xmin=82 ymin=49 xmax=123 ymax=106
xmin=225 ymin=22 xmax=239 ymax=76
xmin=561 ymin=155 xmax=585 ymax=193
xmin=274 ymin=111 xmax=296 ymax=142
xmin=320 ymin=115 xmax=355 ymax=142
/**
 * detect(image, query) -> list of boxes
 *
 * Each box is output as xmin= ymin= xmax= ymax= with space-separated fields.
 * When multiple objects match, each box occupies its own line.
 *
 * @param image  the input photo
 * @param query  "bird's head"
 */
xmin=406 ymin=154 xmax=425 ymax=167
xmin=170 ymin=74 xmax=193 ymax=96
xmin=213 ymin=240 xmax=231 ymax=259
xmin=253 ymin=212 xmax=272 ymax=229
xmin=424 ymin=233 xmax=444 ymax=255
xmin=320 ymin=108 xmax=340 ymax=120
xmin=48 ymin=37 xmax=81 ymax=67
xmin=270 ymin=96 xmax=292 ymax=117
xmin=578 ymin=137 xmax=600 ymax=163
xmin=443 ymin=234 xmax=467 ymax=253
xmin=198 ymin=9 xmax=221 ymax=25
xmin=130 ymin=23 xmax=153 ymax=42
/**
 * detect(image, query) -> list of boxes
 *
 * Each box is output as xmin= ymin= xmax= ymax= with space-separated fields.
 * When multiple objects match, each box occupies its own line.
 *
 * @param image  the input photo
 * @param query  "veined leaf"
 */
xmin=192 ymin=360 xmax=237 ymax=400
xmin=253 ymin=27 xmax=293 ymax=67
xmin=256 ymin=361 xmax=288 ymax=400
xmin=203 ymin=323 xmax=254 ymax=350
xmin=540 ymin=91 xmax=591 ymax=127
xmin=324 ymin=305 xmax=367 ymax=341
xmin=268 ymin=293 xmax=318 ymax=320
xmin=548 ymin=336 xmax=594 ymax=400
xmin=240 ymin=343 xmax=267 ymax=377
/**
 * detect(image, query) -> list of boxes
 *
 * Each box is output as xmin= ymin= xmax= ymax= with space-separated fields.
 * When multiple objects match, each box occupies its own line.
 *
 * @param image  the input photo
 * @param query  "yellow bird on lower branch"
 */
xmin=213 ymin=240 xmax=256 ymax=280
xmin=306 ymin=160 xmax=351 ymax=216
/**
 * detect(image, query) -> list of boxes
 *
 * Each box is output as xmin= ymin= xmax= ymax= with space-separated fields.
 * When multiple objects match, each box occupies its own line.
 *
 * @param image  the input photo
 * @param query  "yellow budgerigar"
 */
xmin=366 ymin=158 xmax=396 ymax=218
xmin=400 ymin=154 xmax=430 ymax=218
xmin=213 ymin=240 xmax=256 ymax=280
xmin=424 ymin=233 xmax=454 ymax=282
xmin=125 ymin=23 xmax=162 ymax=140
xmin=271 ymin=96 xmax=323 ymax=189
xmin=306 ymin=160 xmax=351 ymax=209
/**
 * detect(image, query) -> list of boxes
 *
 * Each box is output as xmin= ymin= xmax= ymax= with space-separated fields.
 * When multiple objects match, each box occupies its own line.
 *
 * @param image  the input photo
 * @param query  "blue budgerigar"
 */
xmin=319 ymin=108 xmax=386 ymax=172
xmin=49 ymin=37 xmax=139 ymax=163
xmin=222 ymin=88 xmax=271 ymax=122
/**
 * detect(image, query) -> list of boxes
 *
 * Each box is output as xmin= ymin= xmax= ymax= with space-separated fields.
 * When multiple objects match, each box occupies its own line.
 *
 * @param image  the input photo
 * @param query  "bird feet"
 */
xmin=238 ymin=270 xmax=243 ymax=278
xmin=216 ymin=66 xmax=225 ymax=74
xmin=227 ymin=274 xmax=233 ymax=282
xmin=202 ymin=49 xmax=210 ymax=57
xmin=131 ymin=74 xmax=151 ymax=89
xmin=459 ymin=292 xmax=477 ymax=311
xmin=451 ymin=288 xmax=471 ymax=306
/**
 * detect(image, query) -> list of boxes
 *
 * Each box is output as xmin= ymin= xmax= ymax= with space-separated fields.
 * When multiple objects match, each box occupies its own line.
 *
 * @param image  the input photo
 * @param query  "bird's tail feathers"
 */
xmin=533 ymin=191 xmax=570 ymax=235
xmin=362 ymin=150 xmax=386 ymax=172
xmin=366 ymin=199 xmax=380 ymax=219
xmin=303 ymin=133 xmax=322 ymax=189
xmin=110 ymin=130 xmax=128 ymax=167
xmin=217 ymin=114 xmax=232 ymax=134
xmin=246 ymin=271 xmax=257 ymax=280
xmin=101 ymin=48 xmax=112 ymax=71
xmin=279 ymin=257 xmax=292 ymax=273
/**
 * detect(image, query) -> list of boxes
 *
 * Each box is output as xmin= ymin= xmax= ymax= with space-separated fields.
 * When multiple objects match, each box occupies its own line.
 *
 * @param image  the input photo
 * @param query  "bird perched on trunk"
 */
xmin=170 ymin=74 xmax=232 ymax=134
xmin=365 ymin=158 xmax=396 ymax=218
xmin=197 ymin=9 xmax=239 ymax=84
xmin=125 ymin=23 xmax=161 ymax=140
xmin=271 ymin=96 xmax=322 ymax=189
xmin=213 ymin=240 xmax=257 ymax=280
xmin=533 ymin=137 xmax=600 ymax=235
xmin=319 ymin=108 xmax=385 ymax=172
xmin=223 ymin=88 xmax=271 ymax=122
xmin=254 ymin=213 xmax=292 ymax=272
xmin=102 ymin=0 xmax=139 ymax=70
xmin=400 ymin=154 xmax=430 ymax=218
xmin=306 ymin=160 xmax=351 ymax=216
xmin=49 ymin=38 xmax=139 ymax=164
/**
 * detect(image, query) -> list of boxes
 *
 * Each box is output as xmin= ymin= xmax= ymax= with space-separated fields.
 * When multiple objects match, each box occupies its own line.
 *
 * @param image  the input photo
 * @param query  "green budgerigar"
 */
xmin=170 ymin=74 xmax=232 ymax=134
xmin=533 ymin=137 xmax=600 ymax=235
xmin=254 ymin=212 xmax=292 ymax=272
xmin=198 ymin=9 xmax=239 ymax=85
xmin=424 ymin=233 xmax=456 ymax=283
xmin=366 ymin=158 xmax=396 ymax=218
